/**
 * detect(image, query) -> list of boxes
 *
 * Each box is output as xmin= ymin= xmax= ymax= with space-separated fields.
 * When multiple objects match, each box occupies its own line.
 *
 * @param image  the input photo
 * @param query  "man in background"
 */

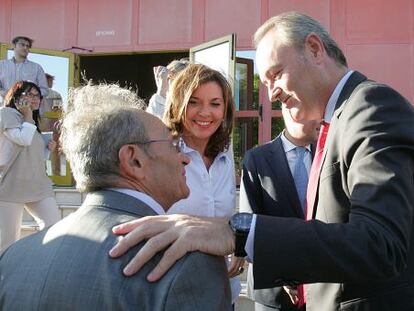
xmin=0 ymin=84 xmax=231 ymax=311
xmin=240 ymin=106 xmax=319 ymax=311
xmin=0 ymin=36 xmax=48 ymax=103
xmin=39 ymin=73 xmax=63 ymax=130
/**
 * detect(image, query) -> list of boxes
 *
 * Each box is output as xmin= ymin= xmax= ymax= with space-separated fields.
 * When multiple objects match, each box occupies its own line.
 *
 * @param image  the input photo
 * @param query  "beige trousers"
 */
xmin=0 ymin=197 xmax=60 ymax=254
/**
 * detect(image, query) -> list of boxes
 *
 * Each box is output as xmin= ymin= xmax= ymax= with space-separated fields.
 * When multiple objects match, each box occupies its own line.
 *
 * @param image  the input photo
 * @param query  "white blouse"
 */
xmin=167 ymin=142 xmax=236 ymax=219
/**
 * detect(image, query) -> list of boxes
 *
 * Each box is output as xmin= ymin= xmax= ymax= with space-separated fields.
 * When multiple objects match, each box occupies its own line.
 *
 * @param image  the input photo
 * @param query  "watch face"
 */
xmin=231 ymin=212 xmax=252 ymax=232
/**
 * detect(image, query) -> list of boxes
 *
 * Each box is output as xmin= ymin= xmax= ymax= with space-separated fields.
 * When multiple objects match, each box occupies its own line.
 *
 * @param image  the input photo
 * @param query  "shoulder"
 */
xmin=27 ymin=59 xmax=43 ymax=69
xmin=171 ymin=251 xmax=229 ymax=287
xmin=0 ymin=107 xmax=20 ymax=119
xmin=342 ymin=80 xmax=413 ymax=121
xmin=244 ymin=137 xmax=280 ymax=161
xmin=0 ymin=59 xmax=11 ymax=66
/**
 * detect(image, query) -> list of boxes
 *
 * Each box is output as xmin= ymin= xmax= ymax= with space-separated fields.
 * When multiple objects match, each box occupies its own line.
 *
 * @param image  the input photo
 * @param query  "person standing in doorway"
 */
xmin=0 ymin=36 xmax=49 ymax=103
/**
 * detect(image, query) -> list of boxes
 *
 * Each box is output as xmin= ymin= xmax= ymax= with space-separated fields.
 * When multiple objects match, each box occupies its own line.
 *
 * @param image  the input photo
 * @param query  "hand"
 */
xmin=227 ymin=255 xmax=245 ymax=278
xmin=109 ymin=214 xmax=234 ymax=281
xmin=153 ymin=66 xmax=169 ymax=98
xmin=48 ymin=140 xmax=57 ymax=152
xmin=283 ymin=285 xmax=300 ymax=305
xmin=16 ymin=99 xmax=33 ymax=122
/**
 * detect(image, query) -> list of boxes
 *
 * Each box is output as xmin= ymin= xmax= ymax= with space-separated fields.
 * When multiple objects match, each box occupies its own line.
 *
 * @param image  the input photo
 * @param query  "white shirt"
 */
xmin=0 ymin=58 xmax=49 ymax=98
xmin=146 ymin=94 xmax=166 ymax=119
xmin=168 ymin=142 xmax=236 ymax=218
xmin=245 ymin=70 xmax=354 ymax=261
xmin=167 ymin=142 xmax=239 ymax=302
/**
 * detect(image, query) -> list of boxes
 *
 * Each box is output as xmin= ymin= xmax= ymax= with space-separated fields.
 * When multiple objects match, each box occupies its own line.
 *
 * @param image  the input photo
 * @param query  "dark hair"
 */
xmin=4 ymin=81 xmax=42 ymax=132
xmin=12 ymin=36 xmax=34 ymax=48
xmin=164 ymin=63 xmax=234 ymax=159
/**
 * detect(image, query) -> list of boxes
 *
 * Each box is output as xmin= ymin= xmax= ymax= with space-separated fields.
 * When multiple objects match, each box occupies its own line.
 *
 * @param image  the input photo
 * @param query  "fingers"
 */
xmin=227 ymin=255 xmax=245 ymax=277
xmin=146 ymin=237 xmax=189 ymax=281
xmin=110 ymin=216 xmax=168 ymax=257
xmin=122 ymin=229 xmax=178 ymax=278
xmin=283 ymin=285 xmax=299 ymax=305
xmin=48 ymin=140 xmax=57 ymax=151
xmin=112 ymin=217 xmax=148 ymax=235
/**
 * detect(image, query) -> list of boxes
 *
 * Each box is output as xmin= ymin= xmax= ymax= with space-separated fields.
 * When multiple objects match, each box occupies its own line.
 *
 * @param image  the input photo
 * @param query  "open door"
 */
xmin=190 ymin=35 xmax=257 ymax=184
xmin=189 ymin=34 xmax=236 ymax=83
xmin=0 ymin=44 xmax=78 ymax=186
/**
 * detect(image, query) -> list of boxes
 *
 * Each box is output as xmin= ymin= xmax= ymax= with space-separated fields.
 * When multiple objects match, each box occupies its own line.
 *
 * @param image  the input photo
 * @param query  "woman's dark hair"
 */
xmin=4 ymin=81 xmax=42 ymax=132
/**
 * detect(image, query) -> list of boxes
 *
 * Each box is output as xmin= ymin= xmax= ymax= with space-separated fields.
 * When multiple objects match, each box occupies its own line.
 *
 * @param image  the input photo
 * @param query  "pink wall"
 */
xmin=0 ymin=0 xmax=413 ymax=103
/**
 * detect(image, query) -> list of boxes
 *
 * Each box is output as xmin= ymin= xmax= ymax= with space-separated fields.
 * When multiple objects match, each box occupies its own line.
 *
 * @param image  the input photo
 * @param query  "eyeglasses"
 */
xmin=127 ymin=137 xmax=185 ymax=153
xmin=16 ymin=42 xmax=31 ymax=48
xmin=22 ymin=92 xmax=41 ymax=99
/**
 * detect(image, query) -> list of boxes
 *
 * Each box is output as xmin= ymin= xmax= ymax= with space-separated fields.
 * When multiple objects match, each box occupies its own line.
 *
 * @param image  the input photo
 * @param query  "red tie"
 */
xmin=297 ymin=121 xmax=330 ymax=308
xmin=306 ymin=121 xmax=330 ymax=220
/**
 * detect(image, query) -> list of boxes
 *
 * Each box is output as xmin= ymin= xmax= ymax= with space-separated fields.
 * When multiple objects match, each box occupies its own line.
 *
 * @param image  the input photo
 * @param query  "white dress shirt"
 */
xmin=0 ymin=58 xmax=49 ymax=98
xmin=168 ymin=142 xmax=236 ymax=218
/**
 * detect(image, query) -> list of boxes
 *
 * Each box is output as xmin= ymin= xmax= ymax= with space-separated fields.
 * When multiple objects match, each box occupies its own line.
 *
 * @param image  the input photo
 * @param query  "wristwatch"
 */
xmin=229 ymin=212 xmax=253 ymax=257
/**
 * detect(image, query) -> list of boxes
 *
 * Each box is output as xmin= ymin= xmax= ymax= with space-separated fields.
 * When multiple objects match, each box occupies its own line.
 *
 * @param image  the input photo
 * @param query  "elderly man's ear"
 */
xmin=118 ymin=145 xmax=147 ymax=180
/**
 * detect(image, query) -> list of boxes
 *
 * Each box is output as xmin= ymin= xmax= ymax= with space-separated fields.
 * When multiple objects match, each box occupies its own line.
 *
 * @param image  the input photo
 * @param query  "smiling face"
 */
xmin=182 ymin=81 xmax=225 ymax=148
xmin=256 ymin=28 xmax=324 ymax=122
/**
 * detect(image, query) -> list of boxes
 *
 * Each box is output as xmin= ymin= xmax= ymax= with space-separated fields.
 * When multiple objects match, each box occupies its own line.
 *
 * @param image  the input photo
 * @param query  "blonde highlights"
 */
xmin=163 ymin=63 xmax=234 ymax=158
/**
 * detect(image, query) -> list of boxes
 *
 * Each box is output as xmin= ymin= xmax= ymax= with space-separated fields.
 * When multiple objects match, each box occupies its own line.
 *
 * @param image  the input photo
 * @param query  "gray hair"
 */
xmin=254 ymin=11 xmax=347 ymax=67
xmin=60 ymin=83 xmax=148 ymax=192
xmin=167 ymin=58 xmax=190 ymax=79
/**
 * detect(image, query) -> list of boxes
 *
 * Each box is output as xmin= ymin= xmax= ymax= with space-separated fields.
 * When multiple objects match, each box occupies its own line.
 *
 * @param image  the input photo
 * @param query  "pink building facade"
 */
xmin=1 ymin=0 xmax=413 ymax=182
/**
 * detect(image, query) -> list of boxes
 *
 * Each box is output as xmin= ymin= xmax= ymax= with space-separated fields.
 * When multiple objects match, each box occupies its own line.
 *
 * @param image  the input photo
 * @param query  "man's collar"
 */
xmin=323 ymin=70 xmax=354 ymax=122
xmin=280 ymin=130 xmax=311 ymax=153
xmin=108 ymin=188 xmax=166 ymax=215
xmin=12 ymin=57 xmax=28 ymax=64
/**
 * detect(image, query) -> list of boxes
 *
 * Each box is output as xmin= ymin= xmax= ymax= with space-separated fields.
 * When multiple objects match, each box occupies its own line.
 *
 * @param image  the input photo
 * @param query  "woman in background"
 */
xmin=0 ymin=81 xmax=60 ymax=253
xmin=163 ymin=63 xmax=243 ymax=305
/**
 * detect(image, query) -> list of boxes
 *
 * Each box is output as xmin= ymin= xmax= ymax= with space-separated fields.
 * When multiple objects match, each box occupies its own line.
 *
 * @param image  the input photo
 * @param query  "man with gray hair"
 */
xmin=0 ymin=84 xmax=231 ymax=310
xmin=108 ymin=11 xmax=414 ymax=311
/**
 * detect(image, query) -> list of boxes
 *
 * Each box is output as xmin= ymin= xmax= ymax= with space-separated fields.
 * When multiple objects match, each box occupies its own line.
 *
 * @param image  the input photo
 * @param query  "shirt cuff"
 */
xmin=245 ymin=214 xmax=256 ymax=263
xmin=22 ymin=121 xmax=37 ymax=129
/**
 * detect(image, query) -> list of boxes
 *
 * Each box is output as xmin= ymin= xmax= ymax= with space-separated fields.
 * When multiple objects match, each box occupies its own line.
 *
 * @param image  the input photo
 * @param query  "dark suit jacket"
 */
xmin=239 ymin=134 xmax=306 ymax=310
xmin=0 ymin=190 xmax=231 ymax=311
xmin=253 ymin=72 xmax=414 ymax=311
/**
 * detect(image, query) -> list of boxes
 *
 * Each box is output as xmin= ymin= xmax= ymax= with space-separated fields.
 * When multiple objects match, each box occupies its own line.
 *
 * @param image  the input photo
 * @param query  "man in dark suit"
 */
xmin=108 ymin=12 xmax=414 ymax=311
xmin=240 ymin=107 xmax=318 ymax=310
xmin=0 ymin=84 xmax=231 ymax=311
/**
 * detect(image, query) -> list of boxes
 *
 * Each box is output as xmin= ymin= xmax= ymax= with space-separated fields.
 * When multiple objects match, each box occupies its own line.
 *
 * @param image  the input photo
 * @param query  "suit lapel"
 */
xmin=323 ymin=71 xmax=367 ymax=158
xmin=267 ymin=136 xmax=304 ymax=218
xmin=313 ymin=72 xmax=368 ymax=216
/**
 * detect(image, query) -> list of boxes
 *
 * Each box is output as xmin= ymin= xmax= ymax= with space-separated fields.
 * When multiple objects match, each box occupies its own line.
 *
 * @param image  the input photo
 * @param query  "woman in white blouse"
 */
xmin=0 ymin=81 xmax=60 ymax=253
xmin=163 ymin=63 xmax=243 ymax=305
